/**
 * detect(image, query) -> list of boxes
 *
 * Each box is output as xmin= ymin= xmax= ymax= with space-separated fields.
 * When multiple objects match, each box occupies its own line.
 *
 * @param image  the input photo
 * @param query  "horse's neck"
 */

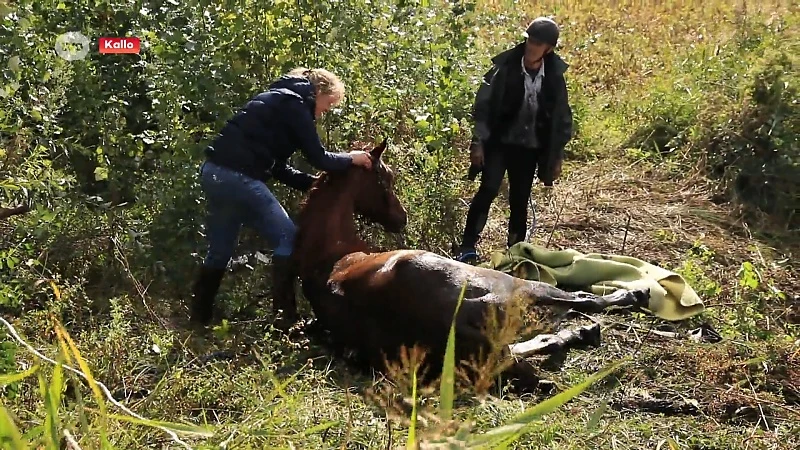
xmin=294 ymin=186 xmax=368 ymax=278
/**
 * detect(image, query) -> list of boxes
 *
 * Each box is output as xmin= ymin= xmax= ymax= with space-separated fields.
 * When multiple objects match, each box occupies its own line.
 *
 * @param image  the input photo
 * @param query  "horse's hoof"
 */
xmin=633 ymin=288 xmax=651 ymax=309
xmin=601 ymin=289 xmax=644 ymax=309
xmin=579 ymin=322 xmax=602 ymax=348
xmin=502 ymin=360 xmax=540 ymax=393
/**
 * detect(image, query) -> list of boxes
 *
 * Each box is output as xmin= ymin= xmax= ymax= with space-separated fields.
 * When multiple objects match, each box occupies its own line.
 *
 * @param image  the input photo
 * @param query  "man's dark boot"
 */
xmin=454 ymin=245 xmax=479 ymax=264
xmin=270 ymin=255 xmax=299 ymax=331
xmin=189 ymin=265 xmax=225 ymax=328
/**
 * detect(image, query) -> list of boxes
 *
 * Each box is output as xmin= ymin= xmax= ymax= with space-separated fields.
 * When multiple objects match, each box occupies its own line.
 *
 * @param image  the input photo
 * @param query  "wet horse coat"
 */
xmin=290 ymin=140 xmax=650 ymax=389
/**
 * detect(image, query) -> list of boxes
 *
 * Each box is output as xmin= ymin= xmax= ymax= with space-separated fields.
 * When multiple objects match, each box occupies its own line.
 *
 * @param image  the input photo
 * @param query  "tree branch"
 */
xmin=0 ymin=204 xmax=30 ymax=220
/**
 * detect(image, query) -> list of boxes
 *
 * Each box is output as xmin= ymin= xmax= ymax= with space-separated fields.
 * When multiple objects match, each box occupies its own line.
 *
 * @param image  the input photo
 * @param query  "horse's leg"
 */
xmin=443 ymin=305 xmax=543 ymax=393
xmin=499 ymin=359 xmax=541 ymax=393
xmin=507 ymin=323 xmax=602 ymax=357
xmin=522 ymin=282 xmax=651 ymax=313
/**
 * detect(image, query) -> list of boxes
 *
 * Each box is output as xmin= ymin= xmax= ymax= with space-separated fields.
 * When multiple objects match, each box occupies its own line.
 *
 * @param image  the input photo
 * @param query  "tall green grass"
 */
xmin=0 ymin=283 xmax=212 ymax=448
xmin=1 ymin=282 xmax=624 ymax=450
xmin=404 ymin=283 xmax=627 ymax=448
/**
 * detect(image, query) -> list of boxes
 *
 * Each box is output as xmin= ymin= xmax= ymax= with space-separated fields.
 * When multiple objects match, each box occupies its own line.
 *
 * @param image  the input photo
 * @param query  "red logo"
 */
xmin=98 ymin=37 xmax=140 ymax=54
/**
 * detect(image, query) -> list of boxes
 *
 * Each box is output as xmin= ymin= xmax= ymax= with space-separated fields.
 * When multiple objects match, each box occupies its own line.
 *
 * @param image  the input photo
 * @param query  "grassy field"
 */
xmin=1 ymin=0 xmax=798 ymax=448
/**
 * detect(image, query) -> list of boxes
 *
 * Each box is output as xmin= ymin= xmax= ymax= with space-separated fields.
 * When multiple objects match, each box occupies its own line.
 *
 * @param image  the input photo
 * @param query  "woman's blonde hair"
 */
xmin=287 ymin=67 xmax=346 ymax=104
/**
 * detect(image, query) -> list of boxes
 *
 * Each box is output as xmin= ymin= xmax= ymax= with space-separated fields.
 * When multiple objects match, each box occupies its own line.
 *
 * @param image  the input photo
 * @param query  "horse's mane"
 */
xmin=300 ymin=140 xmax=377 ymax=209
xmin=301 ymin=169 xmax=347 ymax=207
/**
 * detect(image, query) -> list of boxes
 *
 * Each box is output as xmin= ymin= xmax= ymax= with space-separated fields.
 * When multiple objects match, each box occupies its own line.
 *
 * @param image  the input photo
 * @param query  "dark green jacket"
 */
xmin=471 ymin=42 xmax=574 ymax=183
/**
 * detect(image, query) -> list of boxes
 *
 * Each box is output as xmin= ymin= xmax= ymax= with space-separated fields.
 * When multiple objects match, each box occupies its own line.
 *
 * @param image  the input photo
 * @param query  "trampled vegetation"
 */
xmin=1 ymin=0 xmax=798 ymax=448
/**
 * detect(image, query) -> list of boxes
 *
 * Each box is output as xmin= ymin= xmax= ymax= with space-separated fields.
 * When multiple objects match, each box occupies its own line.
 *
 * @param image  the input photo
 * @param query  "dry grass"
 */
xmin=468 ymin=153 xmax=800 ymax=448
xmin=482 ymin=155 xmax=798 ymax=290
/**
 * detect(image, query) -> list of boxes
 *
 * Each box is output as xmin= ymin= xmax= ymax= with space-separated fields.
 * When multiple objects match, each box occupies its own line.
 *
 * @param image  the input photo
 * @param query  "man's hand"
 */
xmin=551 ymin=159 xmax=563 ymax=181
xmin=541 ymin=159 xmax=562 ymax=186
xmin=469 ymin=142 xmax=484 ymax=167
xmin=349 ymin=151 xmax=373 ymax=169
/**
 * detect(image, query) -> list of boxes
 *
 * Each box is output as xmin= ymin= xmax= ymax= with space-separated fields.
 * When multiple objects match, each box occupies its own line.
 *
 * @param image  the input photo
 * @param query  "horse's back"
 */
xmin=327 ymin=249 xmax=528 ymax=324
xmin=322 ymin=249 xmax=525 ymax=378
xmin=330 ymin=249 xmax=429 ymax=280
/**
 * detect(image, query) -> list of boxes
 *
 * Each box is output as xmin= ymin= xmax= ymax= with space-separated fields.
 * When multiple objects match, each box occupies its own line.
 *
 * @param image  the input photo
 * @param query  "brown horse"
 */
xmin=288 ymin=139 xmax=650 ymax=390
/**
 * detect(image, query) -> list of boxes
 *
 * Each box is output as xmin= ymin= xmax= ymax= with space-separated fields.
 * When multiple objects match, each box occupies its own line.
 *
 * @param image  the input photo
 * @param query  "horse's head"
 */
xmin=351 ymin=139 xmax=408 ymax=233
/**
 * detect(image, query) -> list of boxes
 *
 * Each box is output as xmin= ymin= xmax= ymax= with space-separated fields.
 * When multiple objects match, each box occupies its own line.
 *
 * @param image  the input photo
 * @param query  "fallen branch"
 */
xmin=63 ymin=429 xmax=83 ymax=450
xmin=0 ymin=204 xmax=30 ymax=220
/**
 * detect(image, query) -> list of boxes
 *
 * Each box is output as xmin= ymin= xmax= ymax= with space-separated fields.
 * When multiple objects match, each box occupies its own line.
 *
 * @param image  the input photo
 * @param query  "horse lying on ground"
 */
xmin=285 ymin=140 xmax=650 ymax=391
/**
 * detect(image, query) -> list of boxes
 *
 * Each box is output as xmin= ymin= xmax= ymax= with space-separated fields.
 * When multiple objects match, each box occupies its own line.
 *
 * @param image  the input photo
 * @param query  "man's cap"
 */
xmin=523 ymin=17 xmax=560 ymax=47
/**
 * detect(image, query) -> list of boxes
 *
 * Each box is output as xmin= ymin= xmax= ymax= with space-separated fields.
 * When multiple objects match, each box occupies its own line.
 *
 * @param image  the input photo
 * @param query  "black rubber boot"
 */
xmin=189 ymin=265 xmax=225 ymax=327
xmin=271 ymin=255 xmax=299 ymax=331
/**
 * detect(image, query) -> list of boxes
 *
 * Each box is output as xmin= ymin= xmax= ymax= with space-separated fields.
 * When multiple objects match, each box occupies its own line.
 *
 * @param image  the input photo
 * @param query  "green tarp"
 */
xmin=482 ymin=242 xmax=706 ymax=321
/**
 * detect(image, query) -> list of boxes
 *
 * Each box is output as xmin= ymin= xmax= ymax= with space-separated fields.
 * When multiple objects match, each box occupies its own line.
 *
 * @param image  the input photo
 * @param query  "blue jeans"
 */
xmin=199 ymin=161 xmax=297 ymax=269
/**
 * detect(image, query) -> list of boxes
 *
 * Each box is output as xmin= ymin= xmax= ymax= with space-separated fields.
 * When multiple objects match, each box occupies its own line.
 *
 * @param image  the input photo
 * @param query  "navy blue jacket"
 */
xmin=204 ymin=76 xmax=353 ymax=191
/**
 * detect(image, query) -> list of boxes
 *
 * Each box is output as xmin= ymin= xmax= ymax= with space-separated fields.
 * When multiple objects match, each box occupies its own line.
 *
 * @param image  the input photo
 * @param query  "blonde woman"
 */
xmin=190 ymin=68 xmax=373 ymax=329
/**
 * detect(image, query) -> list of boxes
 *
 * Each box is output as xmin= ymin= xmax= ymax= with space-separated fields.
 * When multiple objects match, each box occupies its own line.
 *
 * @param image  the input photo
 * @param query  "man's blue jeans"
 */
xmin=199 ymin=161 xmax=297 ymax=269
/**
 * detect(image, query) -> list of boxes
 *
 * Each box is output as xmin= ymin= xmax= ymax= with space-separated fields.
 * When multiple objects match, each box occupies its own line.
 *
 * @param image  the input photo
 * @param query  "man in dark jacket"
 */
xmin=454 ymin=17 xmax=574 ymax=263
xmin=190 ymin=68 xmax=373 ymax=329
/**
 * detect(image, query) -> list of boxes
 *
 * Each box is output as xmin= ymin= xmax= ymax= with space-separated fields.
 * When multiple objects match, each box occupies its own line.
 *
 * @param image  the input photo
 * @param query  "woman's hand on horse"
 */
xmin=350 ymin=151 xmax=373 ymax=169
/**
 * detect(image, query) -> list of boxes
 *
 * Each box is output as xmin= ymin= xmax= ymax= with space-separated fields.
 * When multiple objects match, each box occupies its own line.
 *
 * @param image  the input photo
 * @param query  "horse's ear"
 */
xmin=370 ymin=138 xmax=388 ymax=160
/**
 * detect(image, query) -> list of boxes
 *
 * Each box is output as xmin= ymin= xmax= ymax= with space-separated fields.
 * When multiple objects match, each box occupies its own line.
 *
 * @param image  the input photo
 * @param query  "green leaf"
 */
xmin=94 ymin=166 xmax=109 ymax=181
xmin=55 ymin=322 xmax=111 ymax=447
xmin=44 ymin=360 xmax=64 ymax=449
xmin=407 ymin=364 xmax=419 ymax=449
xmin=20 ymin=423 xmax=44 ymax=446
xmin=439 ymin=281 xmax=467 ymax=422
xmin=738 ymin=262 xmax=760 ymax=290
xmin=0 ymin=5 xmax=13 ymax=18
xmin=7 ymin=56 xmax=20 ymax=73
xmin=0 ymin=365 xmax=40 ymax=385
xmin=586 ymin=398 xmax=609 ymax=430
xmin=0 ymin=406 xmax=27 ymax=449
